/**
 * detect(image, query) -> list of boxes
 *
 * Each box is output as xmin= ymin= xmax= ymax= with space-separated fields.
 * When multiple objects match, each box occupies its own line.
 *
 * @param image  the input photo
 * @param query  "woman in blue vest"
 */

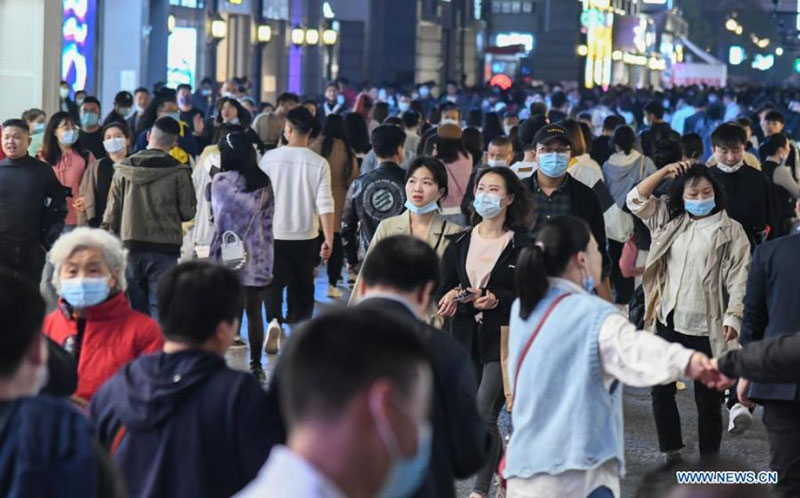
xmin=504 ymin=215 xmax=718 ymax=498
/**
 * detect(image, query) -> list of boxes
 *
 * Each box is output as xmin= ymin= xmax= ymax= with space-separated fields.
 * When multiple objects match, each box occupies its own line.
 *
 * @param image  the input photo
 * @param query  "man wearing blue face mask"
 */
xmin=79 ymin=97 xmax=107 ymax=159
xmin=235 ymin=307 xmax=434 ymax=498
xmin=524 ymin=124 xmax=613 ymax=300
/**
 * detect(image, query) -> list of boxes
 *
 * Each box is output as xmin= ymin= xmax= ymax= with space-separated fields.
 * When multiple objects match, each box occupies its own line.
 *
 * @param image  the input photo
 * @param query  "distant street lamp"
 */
xmin=210 ymin=13 xmax=227 ymax=40
xmin=256 ymin=24 xmax=272 ymax=44
xmin=305 ymin=29 xmax=320 ymax=45
xmin=725 ymin=18 xmax=738 ymax=32
xmin=291 ymin=27 xmax=306 ymax=46
xmin=322 ymin=28 xmax=338 ymax=81
xmin=776 ymin=47 xmax=784 ymax=56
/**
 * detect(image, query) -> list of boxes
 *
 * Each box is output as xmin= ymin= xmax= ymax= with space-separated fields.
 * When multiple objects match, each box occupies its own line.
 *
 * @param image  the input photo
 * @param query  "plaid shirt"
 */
xmin=530 ymin=173 xmax=573 ymax=235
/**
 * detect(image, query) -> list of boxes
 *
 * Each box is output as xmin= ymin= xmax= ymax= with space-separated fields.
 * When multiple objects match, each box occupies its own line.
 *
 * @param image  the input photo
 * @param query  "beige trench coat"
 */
xmin=627 ymin=189 xmax=751 ymax=358
xmin=348 ymin=211 xmax=462 ymax=305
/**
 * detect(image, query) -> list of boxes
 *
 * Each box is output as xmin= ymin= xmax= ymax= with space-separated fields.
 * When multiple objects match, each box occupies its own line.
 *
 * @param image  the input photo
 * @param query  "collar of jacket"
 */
xmin=58 ymin=291 xmax=132 ymax=321
xmin=377 ymin=161 xmax=402 ymax=170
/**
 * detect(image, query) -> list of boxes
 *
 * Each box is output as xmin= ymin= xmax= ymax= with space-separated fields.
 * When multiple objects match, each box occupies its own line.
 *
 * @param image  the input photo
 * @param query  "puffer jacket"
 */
xmin=627 ymin=189 xmax=751 ymax=358
xmin=43 ymin=291 xmax=163 ymax=401
xmin=102 ymin=149 xmax=196 ymax=254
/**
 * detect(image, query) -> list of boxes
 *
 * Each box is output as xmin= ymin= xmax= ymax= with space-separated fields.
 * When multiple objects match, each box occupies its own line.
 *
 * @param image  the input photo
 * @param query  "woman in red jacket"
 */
xmin=43 ymin=227 xmax=163 ymax=402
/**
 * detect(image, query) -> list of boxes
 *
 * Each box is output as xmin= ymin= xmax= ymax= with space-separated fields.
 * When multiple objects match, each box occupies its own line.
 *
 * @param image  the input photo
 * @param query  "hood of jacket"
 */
xmin=115 ymin=149 xmax=189 ymax=185
xmin=604 ymin=151 xmax=645 ymax=182
xmin=109 ymin=350 xmax=226 ymax=431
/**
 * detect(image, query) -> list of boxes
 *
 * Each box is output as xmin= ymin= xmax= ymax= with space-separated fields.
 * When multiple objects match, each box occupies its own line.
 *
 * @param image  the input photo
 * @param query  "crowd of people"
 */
xmin=3 ymin=75 xmax=800 ymax=498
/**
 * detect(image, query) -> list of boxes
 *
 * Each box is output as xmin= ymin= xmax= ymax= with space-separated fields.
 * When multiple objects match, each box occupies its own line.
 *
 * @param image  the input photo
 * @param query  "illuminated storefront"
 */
xmin=579 ymin=0 xmax=614 ymax=90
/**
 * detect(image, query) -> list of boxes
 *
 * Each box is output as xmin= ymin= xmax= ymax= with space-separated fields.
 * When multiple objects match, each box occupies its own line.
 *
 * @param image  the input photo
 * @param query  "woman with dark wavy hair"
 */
xmin=627 ymin=161 xmax=750 ymax=462
xmin=438 ymin=166 xmax=533 ymax=498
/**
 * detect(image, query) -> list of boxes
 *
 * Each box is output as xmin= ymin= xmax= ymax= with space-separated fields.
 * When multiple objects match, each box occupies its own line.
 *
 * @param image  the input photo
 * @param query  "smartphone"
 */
xmin=452 ymin=289 xmax=474 ymax=302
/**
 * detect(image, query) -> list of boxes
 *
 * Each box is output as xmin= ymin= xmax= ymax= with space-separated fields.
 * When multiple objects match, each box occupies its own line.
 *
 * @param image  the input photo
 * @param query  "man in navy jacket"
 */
xmin=89 ymin=262 xmax=273 ymax=498
xmin=738 ymin=221 xmax=800 ymax=497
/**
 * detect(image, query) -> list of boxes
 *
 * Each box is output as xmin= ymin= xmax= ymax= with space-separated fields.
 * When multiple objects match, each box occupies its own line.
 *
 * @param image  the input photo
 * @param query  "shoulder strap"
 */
xmin=432 ymin=219 xmax=447 ymax=253
xmin=242 ymin=188 xmax=267 ymax=240
xmin=512 ymin=293 xmax=571 ymax=394
xmin=109 ymin=424 xmax=127 ymax=457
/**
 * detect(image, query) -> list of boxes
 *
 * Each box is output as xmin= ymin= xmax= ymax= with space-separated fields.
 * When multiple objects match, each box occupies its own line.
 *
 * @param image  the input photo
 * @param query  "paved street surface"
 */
xmin=225 ymin=271 xmax=771 ymax=498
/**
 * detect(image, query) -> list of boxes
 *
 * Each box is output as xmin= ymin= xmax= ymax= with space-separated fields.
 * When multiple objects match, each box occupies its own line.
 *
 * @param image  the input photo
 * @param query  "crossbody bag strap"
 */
xmin=242 ymin=188 xmax=267 ymax=240
xmin=511 ymin=293 xmax=571 ymax=393
xmin=432 ymin=219 xmax=447 ymax=253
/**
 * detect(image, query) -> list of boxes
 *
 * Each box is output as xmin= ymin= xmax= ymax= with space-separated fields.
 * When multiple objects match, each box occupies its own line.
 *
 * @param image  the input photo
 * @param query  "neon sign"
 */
xmin=61 ymin=0 xmax=97 ymax=94
xmin=581 ymin=1 xmax=613 ymax=90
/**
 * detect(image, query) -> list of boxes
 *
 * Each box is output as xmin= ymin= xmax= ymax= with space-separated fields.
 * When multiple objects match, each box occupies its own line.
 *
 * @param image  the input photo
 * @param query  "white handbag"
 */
xmin=219 ymin=189 xmax=266 ymax=270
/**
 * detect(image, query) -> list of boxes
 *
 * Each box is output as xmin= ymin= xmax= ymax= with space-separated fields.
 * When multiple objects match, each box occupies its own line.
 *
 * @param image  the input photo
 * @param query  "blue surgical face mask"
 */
xmin=398 ymin=102 xmax=410 ymax=112
xmin=163 ymin=112 xmax=181 ymax=123
xmin=59 ymin=277 xmax=111 ymax=308
xmin=404 ymin=199 xmax=438 ymax=215
xmin=684 ymin=196 xmax=716 ymax=217
xmin=33 ymin=122 xmax=45 ymax=134
xmin=374 ymin=409 xmax=433 ymax=498
xmin=336 ymin=94 xmax=346 ymax=106
xmin=473 ymin=192 xmax=504 ymax=219
xmin=582 ymin=270 xmax=596 ymax=293
xmin=80 ymin=112 xmax=99 ymax=128
xmin=537 ymin=152 xmax=570 ymax=178
xmin=419 ymin=86 xmax=430 ymax=97
xmin=59 ymin=129 xmax=79 ymax=146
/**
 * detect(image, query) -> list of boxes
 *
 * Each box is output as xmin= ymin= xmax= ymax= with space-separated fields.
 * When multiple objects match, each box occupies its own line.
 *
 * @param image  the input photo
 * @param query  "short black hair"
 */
xmin=157 ymin=262 xmax=243 ymax=344
xmin=0 ymin=269 xmax=45 ymax=378
xmin=765 ymin=110 xmax=785 ymax=124
xmin=550 ymin=91 xmax=567 ymax=109
xmin=134 ymin=87 xmax=150 ymax=95
xmin=362 ymin=235 xmax=440 ymax=293
xmin=759 ymin=133 xmax=789 ymax=160
xmin=405 ymin=156 xmax=449 ymax=202
xmin=680 ymin=133 xmax=704 ymax=160
xmin=383 ymin=116 xmax=403 ymax=127
xmin=102 ymin=121 xmax=131 ymax=140
xmin=153 ymin=116 xmax=181 ymax=136
xmin=711 ymin=122 xmax=747 ymax=149
xmin=643 ymin=100 xmax=665 ymax=119
xmin=735 ymin=116 xmax=752 ymax=129
xmin=286 ymin=106 xmax=315 ymax=135
xmin=114 ymin=91 xmax=133 ymax=106
xmin=489 ymin=136 xmax=512 ymax=148
xmin=2 ymin=119 xmax=30 ymax=133
xmin=176 ymin=83 xmax=192 ymax=93
xmin=80 ymin=96 xmax=101 ymax=109
xmin=277 ymin=92 xmax=300 ymax=105
xmin=602 ymin=114 xmax=625 ymax=132
xmin=401 ymin=110 xmax=420 ymax=129
xmin=279 ymin=307 xmax=430 ymax=424
xmin=371 ymin=124 xmax=406 ymax=158
xmin=529 ymin=102 xmax=548 ymax=117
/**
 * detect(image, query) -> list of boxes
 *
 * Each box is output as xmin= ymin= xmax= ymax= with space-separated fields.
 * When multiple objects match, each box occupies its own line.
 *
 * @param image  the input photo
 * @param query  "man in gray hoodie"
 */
xmin=103 ymin=117 xmax=196 ymax=318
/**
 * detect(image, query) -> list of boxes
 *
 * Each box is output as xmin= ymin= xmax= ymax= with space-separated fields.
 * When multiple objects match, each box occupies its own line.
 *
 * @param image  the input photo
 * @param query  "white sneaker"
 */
xmin=264 ymin=319 xmax=281 ymax=355
xmin=728 ymin=402 xmax=753 ymax=435
xmin=327 ymin=285 xmax=343 ymax=299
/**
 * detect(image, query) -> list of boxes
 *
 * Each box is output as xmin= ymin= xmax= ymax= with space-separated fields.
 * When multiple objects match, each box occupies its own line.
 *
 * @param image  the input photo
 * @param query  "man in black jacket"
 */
xmin=708 ymin=123 xmax=773 ymax=247
xmin=524 ymin=124 xmax=612 ymax=300
xmin=0 ymin=119 xmax=68 ymax=281
xmin=262 ymin=235 xmax=487 ymax=498
xmin=342 ymin=124 xmax=407 ymax=263
xmin=724 ymin=230 xmax=800 ymax=496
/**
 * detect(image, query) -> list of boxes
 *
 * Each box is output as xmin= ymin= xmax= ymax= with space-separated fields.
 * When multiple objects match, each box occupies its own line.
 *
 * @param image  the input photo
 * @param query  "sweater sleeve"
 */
xmin=717 ymin=333 xmax=800 ymax=382
xmin=626 ymin=187 xmax=670 ymax=232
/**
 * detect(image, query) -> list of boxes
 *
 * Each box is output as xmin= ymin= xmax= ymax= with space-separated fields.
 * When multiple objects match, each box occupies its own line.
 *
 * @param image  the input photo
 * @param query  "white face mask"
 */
xmin=440 ymin=118 xmax=459 ymax=126
xmin=103 ymin=137 xmax=127 ymax=155
xmin=487 ymin=158 xmax=507 ymax=167
xmin=716 ymin=161 xmax=743 ymax=174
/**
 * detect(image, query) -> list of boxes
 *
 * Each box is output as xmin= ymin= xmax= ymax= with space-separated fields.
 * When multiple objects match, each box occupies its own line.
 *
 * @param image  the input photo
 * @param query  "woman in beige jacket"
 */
xmin=627 ymin=161 xmax=750 ymax=462
xmin=349 ymin=157 xmax=462 ymax=306
xmin=310 ymin=114 xmax=359 ymax=298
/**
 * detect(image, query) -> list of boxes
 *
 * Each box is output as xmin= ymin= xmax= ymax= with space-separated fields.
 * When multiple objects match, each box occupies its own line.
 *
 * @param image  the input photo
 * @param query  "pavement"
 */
xmin=224 ymin=270 xmax=772 ymax=498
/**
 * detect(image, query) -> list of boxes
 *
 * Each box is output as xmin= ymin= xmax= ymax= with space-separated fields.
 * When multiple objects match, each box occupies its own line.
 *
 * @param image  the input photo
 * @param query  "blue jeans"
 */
xmin=126 ymin=250 xmax=177 ymax=320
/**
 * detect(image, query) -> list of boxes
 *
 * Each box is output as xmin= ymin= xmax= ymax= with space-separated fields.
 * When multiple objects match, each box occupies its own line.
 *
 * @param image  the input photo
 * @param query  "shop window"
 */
xmin=501 ymin=1 xmax=512 ymax=13
xmin=511 ymin=1 xmax=521 ymax=13
xmin=522 ymin=1 xmax=533 ymax=13
xmin=263 ymin=0 xmax=289 ymax=20
xmin=169 ymin=0 xmax=204 ymax=7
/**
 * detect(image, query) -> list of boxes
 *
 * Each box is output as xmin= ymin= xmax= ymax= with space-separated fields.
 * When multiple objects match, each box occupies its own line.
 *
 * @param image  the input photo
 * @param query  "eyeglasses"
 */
xmin=537 ymin=146 xmax=571 ymax=154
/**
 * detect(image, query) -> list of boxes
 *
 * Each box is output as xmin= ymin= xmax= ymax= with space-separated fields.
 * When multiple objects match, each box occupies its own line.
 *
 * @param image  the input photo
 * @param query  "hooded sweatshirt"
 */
xmin=89 ymin=350 xmax=272 ymax=498
xmin=102 ymin=149 xmax=197 ymax=254
xmin=602 ymin=150 xmax=656 ymax=209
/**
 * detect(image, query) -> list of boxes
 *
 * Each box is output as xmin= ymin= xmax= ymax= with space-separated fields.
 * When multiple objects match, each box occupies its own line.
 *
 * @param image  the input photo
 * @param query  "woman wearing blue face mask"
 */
xmin=627 ymin=162 xmax=751 ymax=463
xmin=350 ymin=157 xmax=461 ymax=305
xmin=504 ymin=215 xmax=718 ymax=498
xmin=42 ymin=228 xmax=163 ymax=403
xmin=438 ymin=166 xmax=533 ymax=498
xmin=23 ymin=108 xmax=46 ymax=157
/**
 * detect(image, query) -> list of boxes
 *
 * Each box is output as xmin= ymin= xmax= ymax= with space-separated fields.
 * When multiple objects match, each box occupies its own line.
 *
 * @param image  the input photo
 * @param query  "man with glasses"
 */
xmin=524 ymin=124 xmax=612 ymax=300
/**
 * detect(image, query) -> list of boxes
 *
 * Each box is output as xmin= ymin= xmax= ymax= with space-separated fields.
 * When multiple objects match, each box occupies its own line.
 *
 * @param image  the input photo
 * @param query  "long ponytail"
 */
xmin=515 ymin=215 xmax=592 ymax=320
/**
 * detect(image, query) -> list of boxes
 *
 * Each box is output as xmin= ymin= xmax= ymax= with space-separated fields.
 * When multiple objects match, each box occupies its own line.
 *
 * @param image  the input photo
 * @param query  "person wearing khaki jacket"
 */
xmin=102 ymin=117 xmax=197 ymax=319
xmin=310 ymin=117 xmax=359 ymax=297
xmin=349 ymin=157 xmax=462 ymax=308
xmin=627 ymin=161 xmax=750 ymax=462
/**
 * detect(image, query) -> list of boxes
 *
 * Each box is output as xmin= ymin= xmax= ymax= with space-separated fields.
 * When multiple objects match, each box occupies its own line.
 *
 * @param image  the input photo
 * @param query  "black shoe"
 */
xmin=250 ymin=364 xmax=266 ymax=384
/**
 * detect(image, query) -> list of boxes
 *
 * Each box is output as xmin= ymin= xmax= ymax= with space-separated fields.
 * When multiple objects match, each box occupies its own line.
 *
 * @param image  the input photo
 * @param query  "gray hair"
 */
xmin=49 ymin=228 xmax=128 ymax=291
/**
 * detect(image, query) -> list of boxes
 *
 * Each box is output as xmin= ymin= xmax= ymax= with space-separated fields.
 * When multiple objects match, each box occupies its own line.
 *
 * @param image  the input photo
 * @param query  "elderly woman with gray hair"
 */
xmin=42 ymin=227 xmax=163 ymax=402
